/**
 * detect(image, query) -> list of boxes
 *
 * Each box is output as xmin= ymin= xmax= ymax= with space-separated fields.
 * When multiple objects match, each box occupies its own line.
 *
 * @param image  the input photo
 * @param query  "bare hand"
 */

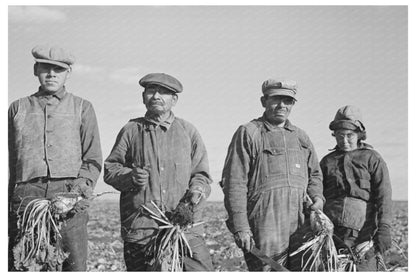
xmin=131 ymin=166 xmax=150 ymax=189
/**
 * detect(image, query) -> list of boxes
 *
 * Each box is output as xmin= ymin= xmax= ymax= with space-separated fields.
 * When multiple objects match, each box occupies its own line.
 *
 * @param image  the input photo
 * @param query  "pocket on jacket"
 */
xmin=288 ymin=148 xmax=306 ymax=178
xmin=358 ymin=179 xmax=371 ymax=189
xmin=341 ymin=197 xmax=367 ymax=231
xmin=263 ymin=147 xmax=285 ymax=175
xmin=175 ymin=162 xmax=191 ymax=185
xmin=350 ymin=179 xmax=371 ymax=200
xmin=325 ymin=197 xmax=367 ymax=231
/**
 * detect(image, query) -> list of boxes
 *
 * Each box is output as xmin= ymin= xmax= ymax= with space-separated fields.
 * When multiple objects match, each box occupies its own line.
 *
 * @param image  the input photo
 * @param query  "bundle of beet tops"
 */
xmin=12 ymin=192 xmax=114 ymax=271
xmin=142 ymin=191 xmax=203 ymax=271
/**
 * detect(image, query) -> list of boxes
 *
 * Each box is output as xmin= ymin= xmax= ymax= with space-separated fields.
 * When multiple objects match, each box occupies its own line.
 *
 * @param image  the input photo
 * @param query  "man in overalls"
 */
xmin=221 ymin=78 xmax=324 ymax=271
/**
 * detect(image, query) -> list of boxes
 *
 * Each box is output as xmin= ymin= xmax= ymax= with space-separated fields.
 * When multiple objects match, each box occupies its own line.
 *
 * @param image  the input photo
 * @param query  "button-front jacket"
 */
xmin=104 ymin=113 xmax=212 ymax=243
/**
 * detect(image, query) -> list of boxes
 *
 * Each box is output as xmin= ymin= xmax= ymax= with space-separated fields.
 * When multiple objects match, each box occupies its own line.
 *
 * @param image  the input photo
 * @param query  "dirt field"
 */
xmin=86 ymin=200 xmax=408 ymax=271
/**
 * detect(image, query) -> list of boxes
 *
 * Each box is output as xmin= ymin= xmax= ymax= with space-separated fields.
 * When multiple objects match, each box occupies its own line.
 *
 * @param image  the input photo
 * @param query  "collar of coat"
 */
xmin=143 ymin=111 xmax=175 ymax=131
xmin=261 ymin=114 xmax=296 ymax=132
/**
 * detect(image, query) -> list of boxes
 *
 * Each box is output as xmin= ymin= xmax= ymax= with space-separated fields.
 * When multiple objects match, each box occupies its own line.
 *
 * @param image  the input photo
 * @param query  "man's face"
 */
xmin=261 ymin=95 xmax=295 ymax=125
xmin=334 ymin=129 xmax=359 ymax=151
xmin=142 ymin=84 xmax=178 ymax=115
xmin=34 ymin=63 xmax=70 ymax=93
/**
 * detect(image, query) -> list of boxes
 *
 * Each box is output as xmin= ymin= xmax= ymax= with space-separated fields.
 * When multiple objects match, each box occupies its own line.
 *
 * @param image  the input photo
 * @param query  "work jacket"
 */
xmin=320 ymin=143 xmax=392 ymax=240
xmin=104 ymin=113 xmax=212 ymax=243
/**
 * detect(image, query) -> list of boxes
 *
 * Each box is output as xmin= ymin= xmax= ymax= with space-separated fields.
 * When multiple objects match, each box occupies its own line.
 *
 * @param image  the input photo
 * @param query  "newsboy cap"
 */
xmin=32 ymin=45 xmax=75 ymax=69
xmin=329 ymin=105 xmax=365 ymax=131
xmin=139 ymin=73 xmax=183 ymax=93
xmin=262 ymin=79 xmax=298 ymax=100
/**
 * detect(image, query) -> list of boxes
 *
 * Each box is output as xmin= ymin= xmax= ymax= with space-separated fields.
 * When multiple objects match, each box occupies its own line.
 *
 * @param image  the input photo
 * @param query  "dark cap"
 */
xmin=32 ymin=45 xmax=75 ymax=69
xmin=262 ymin=79 xmax=297 ymax=100
xmin=139 ymin=73 xmax=183 ymax=93
xmin=329 ymin=105 xmax=365 ymax=131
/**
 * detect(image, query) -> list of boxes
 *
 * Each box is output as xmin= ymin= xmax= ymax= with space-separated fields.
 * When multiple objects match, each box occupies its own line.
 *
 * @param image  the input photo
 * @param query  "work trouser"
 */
xmin=9 ymin=178 xmax=89 ymax=271
xmin=123 ymin=232 xmax=214 ymax=271
xmin=246 ymin=186 xmax=306 ymax=271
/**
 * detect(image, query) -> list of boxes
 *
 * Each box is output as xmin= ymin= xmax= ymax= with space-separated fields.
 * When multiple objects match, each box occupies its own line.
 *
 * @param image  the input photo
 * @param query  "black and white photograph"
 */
xmin=5 ymin=3 xmax=410 ymax=272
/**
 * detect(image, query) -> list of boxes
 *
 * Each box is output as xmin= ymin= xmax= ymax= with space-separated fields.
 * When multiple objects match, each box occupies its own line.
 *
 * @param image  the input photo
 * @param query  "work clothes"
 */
xmin=8 ymin=88 xmax=102 ymax=185
xmin=320 ymin=143 xmax=393 ymax=270
xmin=221 ymin=116 xmax=323 ymax=269
xmin=8 ymin=87 xmax=102 ymax=271
xmin=104 ymin=112 xmax=213 ymax=271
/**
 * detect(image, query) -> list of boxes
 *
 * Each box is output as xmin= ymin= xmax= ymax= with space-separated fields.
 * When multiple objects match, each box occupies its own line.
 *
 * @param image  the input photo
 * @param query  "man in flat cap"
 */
xmin=220 ymin=78 xmax=324 ymax=271
xmin=104 ymin=73 xmax=213 ymax=271
xmin=8 ymin=45 xmax=102 ymax=271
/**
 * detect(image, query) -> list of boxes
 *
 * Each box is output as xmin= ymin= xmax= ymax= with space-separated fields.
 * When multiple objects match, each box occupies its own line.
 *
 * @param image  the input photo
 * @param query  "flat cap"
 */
xmin=32 ymin=45 xmax=75 ymax=69
xmin=329 ymin=105 xmax=365 ymax=131
xmin=139 ymin=73 xmax=183 ymax=93
xmin=262 ymin=79 xmax=297 ymax=100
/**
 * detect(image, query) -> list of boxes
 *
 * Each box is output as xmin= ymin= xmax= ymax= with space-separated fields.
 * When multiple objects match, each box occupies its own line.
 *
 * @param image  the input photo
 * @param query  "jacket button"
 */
xmin=162 ymin=190 xmax=166 ymax=194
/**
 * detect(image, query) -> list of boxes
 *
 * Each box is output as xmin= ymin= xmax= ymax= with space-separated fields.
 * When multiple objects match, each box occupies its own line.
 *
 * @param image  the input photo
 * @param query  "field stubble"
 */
xmin=86 ymin=200 xmax=408 ymax=271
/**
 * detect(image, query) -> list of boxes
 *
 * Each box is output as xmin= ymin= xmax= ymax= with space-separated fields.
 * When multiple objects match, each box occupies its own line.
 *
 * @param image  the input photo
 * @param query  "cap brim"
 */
xmin=329 ymin=120 xmax=360 ymax=131
xmin=264 ymin=89 xmax=297 ymax=100
xmin=35 ymin=59 xmax=70 ymax=69
xmin=140 ymin=81 xmax=180 ymax=93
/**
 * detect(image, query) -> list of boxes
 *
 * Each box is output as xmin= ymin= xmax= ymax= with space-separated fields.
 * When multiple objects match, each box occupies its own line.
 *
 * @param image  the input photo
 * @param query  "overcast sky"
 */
xmin=6 ymin=5 xmax=409 ymax=200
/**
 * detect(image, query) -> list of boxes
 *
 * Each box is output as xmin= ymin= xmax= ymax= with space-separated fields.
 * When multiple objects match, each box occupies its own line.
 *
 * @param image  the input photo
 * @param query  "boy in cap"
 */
xmin=104 ymin=73 xmax=213 ymax=271
xmin=221 ymin=78 xmax=324 ymax=271
xmin=320 ymin=105 xmax=392 ymax=271
xmin=8 ymin=45 xmax=102 ymax=271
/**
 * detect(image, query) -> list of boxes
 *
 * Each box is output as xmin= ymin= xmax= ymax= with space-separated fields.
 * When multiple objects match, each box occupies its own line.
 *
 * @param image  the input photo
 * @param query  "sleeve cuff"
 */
xmin=227 ymin=212 xmax=250 ymax=234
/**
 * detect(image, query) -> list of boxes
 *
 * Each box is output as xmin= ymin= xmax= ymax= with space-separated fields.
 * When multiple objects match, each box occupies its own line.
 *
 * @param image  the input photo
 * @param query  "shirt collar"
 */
xmin=35 ymin=86 xmax=66 ymax=100
xmin=261 ymin=114 xmax=296 ymax=132
xmin=144 ymin=111 xmax=175 ymax=131
xmin=329 ymin=142 xmax=374 ymax=152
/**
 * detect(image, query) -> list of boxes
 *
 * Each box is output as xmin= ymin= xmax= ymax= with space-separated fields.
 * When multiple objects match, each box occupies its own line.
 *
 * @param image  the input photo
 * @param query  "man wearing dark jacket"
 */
xmin=104 ymin=73 xmax=213 ymax=271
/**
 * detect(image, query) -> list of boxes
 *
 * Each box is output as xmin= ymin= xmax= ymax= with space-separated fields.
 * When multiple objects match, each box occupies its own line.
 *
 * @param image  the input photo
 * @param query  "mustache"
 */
xmin=149 ymin=100 xmax=164 ymax=105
